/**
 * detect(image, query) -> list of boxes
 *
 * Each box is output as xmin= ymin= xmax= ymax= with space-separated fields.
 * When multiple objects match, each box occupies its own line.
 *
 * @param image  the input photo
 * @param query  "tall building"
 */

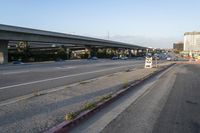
xmin=173 ymin=42 xmax=183 ymax=51
xmin=184 ymin=32 xmax=200 ymax=51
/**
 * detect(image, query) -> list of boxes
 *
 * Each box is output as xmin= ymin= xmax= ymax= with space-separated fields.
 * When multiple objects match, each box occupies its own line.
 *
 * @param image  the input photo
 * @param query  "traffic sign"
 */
xmin=145 ymin=57 xmax=152 ymax=68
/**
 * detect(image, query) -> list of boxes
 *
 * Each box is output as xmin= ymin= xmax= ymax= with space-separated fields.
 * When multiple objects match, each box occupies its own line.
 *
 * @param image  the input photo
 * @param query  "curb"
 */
xmin=176 ymin=61 xmax=200 ymax=64
xmin=45 ymin=63 xmax=175 ymax=133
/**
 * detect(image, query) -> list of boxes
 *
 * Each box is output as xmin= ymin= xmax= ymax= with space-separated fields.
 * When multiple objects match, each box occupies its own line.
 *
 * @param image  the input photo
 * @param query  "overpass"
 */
xmin=0 ymin=24 xmax=147 ymax=64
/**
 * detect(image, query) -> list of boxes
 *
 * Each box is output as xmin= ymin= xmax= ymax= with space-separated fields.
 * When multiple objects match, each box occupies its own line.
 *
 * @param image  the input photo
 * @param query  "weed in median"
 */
xmin=125 ymin=69 xmax=131 ymax=72
xmin=123 ymin=80 xmax=129 ymax=89
xmin=65 ymin=86 xmax=69 ymax=89
xmin=100 ymin=94 xmax=112 ymax=102
xmin=65 ymin=112 xmax=76 ymax=121
xmin=64 ymin=102 xmax=96 ymax=121
xmin=33 ymin=90 xmax=45 ymax=97
xmin=83 ymin=102 xmax=96 ymax=110
xmin=107 ymin=74 xmax=114 ymax=77
xmin=79 ymin=81 xmax=91 ymax=85
xmin=64 ymin=93 xmax=113 ymax=121
xmin=33 ymin=91 xmax=40 ymax=97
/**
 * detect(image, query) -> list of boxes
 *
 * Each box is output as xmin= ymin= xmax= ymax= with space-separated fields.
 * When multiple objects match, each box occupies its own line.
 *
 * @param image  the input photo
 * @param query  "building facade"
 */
xmin=184 ymin=32 xmax=200 ymax=51
xmin=173 ymin=42 xmax=183 ymax=51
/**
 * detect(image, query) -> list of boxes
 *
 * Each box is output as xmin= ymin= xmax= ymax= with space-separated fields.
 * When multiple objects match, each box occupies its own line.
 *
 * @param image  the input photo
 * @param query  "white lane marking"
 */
xmin=0 ymin=65 xmax=135 ymax=90
xmin=55 ymin=66 xmax=77 ymax=69
xmin=1 ymin=66 xmax=79 ymax=75
xmin=2 ymin=70 xmax=31 ymax=75
xmin=67 ymin=66 xmax=77 ymax=69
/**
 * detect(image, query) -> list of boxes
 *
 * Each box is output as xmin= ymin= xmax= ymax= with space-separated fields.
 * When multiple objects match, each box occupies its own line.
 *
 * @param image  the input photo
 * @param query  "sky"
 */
xmin=0 ymin=0 xmax=200 ymax=48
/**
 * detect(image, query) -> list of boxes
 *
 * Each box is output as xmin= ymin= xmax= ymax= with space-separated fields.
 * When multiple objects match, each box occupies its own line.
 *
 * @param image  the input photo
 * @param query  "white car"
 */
xmin=167 ymin=57 xmax=171 ymax=61
xmin=120 ymin=56 xmax=128 ymax=60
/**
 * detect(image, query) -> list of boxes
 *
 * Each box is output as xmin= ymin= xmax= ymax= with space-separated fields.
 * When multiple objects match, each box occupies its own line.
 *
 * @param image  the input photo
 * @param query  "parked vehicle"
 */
xmin=111 ymin=56 xmax=119 ymax=60
xmin=12 ymin=61 xmax=24 ymax=64
xmin=167 ymin=57 xmax=171 ymax=61
xmin=120 ymin=56 xmax=128 ymax=60
xmin=136 ymin=57 xmax=145 ymax=60
xmin=91 ymin=56 xmax=98 ymax=60
xmin=55 ymin=58 xmax=65 ymax=62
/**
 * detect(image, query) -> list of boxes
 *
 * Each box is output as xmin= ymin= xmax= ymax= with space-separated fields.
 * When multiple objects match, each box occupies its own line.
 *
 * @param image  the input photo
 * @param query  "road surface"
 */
xmin=70 ymin=64 xmax=200 ymax=133
xmin=0 ymin=59 xmax=144 ymax=101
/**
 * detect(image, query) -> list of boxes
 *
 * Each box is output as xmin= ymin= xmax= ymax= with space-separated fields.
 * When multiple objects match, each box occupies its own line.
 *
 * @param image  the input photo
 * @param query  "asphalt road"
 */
xmin=152 ymin=64 xmax=200 ymax=133
xmin=101 ymin=64 xmax=200 ymax=133
xmin=70 ymin=64 xmax=200 ymax=133
xmin=0 ymin=59 xmax=144 ymax=102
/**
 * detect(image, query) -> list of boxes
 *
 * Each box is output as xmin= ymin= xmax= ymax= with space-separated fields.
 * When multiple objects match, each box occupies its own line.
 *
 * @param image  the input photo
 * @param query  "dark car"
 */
xmin=120 ymin=56 xmax=128 ymax=60
xmin=112 ymin=56 xmax=119 ymax=60
xmin=136 ymin=57 xmax=145 ymax=60
xmin=55 ymin=58 xmax=65 ymax=62
xmin=12 ymin=61 xmax=24 ymax=64
xmin=88 ymin=56 xmax=98 ymax=60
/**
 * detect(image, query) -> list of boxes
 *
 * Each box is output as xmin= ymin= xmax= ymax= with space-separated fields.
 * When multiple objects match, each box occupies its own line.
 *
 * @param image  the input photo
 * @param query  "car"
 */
xmin=136 ymin=57 xmax=145 ymax=60
xmin=12 ymin=61 xmax=24 ymax=64
xmin=153 ymin=56 xmax=160 ymax=60
xmin=55 ymin=58 xmax=65 ymax=62
xmin=167 ymin=57 xmax=171 ymax=61
xmin=90 ymin=56 xmax=98 ymax=60
xmin=88 ymin=56 xmax=98 ymax=60
xmin=111 ymin=56 xmax=119 ymax=60
xmin=120 ymin=56 xmax=128 ymax=60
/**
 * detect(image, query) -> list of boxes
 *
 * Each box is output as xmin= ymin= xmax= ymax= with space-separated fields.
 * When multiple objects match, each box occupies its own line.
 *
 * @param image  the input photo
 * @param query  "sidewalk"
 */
xmin=0 ymin=62 xmax=172 ymax=133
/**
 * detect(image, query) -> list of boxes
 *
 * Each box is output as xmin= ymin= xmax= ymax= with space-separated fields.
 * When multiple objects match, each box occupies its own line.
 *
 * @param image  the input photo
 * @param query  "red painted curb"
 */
xmin=176 ymin=61 xmax=200 ymax=64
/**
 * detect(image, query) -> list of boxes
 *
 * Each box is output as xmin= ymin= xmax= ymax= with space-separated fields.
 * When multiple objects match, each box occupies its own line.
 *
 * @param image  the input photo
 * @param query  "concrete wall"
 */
xmin=0 ymin=40 xmax=8 ymax=64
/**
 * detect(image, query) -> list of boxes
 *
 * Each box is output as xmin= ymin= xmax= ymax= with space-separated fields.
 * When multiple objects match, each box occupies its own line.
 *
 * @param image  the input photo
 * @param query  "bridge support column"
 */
xmin=0 ymin=40 xmax=8 ymax=64
xmin=66 ymin=48 xmax=71 ymax=59
xmin=128 ymin=49 xmax=132 ymax=58
xmin=86 ymin=47 xmax=97 ymax=58
xmin=142 ymin=49 xmax=146 ymax=56
xmin=84 ymin=48 xmax=90 ymax=59
xmin=114 ymin=48 xmax=118 ymax=57
xmin=85 ymin=47 xmax=92 ymax=58
xmin=92 ymin=47 xmax=98 ymax=57
xmin=133 ymin=49 xmax=137 ymax=56
xmin=137 ymin=49 xmax=143 ymax=56
xmin=135 ymin=49 xmax=139 ymax=56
